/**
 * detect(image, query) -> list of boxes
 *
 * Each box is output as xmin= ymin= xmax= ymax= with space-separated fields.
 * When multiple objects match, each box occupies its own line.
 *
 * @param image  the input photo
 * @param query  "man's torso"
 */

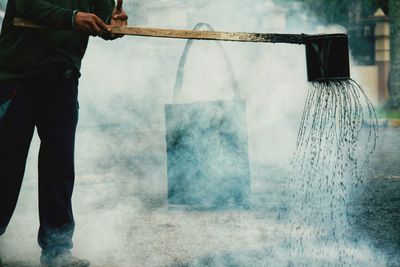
xmin=0 ymin=0 xmax=114 ymax=81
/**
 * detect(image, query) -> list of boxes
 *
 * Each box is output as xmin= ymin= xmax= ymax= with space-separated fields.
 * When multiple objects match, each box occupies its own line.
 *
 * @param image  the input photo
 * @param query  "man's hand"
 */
xmin=74 ymin=12 xmax=111 ymax=36
xmin=109 ymin=0 xmax=128 ymax=39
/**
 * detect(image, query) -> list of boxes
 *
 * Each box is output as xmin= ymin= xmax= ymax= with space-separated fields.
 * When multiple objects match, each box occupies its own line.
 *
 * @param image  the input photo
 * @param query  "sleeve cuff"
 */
xmin=72 ymin=10 xmax=79 ymax=29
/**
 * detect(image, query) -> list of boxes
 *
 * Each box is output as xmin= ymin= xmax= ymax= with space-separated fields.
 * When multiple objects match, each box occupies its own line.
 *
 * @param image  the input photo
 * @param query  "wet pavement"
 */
xmin=0 ymin=127 xmax=399 ymax=266
xmin=348 ymin=128 xmax=400 ymax=266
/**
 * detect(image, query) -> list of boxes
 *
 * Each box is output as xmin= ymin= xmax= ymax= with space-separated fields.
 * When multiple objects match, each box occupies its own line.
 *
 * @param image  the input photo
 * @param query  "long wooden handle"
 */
xmin=13 ymin=17 xmax=308 ymax=45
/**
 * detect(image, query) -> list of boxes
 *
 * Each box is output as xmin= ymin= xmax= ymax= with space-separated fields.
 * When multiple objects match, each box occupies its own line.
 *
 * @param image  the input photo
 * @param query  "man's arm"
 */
xmin=96 ymin=0 xmax=128 ymax=40
xmin=15 ymin=0 xmax=127 ymax=37
xmin=15 ymin=0 xmax=75 ymax=29
xmin=15 ymin=0 xmax=112 ymax=35
xmin=74 ymin=0 xmax=128 ymax=39
xmin=91 ymin=0 xmax=115 ymax=24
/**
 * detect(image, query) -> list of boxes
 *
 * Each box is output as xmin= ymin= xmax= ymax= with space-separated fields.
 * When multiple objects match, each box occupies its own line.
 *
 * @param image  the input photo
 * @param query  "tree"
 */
xmin=273 ymin=0 xmax=378 ymax=28
xmin=273 ymin=0 xmax=400 ymax=107
xmin=388 ymin=0 xmax=400 ymax=109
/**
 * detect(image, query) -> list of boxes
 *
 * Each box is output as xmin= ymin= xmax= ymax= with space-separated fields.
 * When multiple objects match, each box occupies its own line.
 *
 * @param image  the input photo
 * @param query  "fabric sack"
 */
xmin=165 ymin=23 xmax=251 ymax=208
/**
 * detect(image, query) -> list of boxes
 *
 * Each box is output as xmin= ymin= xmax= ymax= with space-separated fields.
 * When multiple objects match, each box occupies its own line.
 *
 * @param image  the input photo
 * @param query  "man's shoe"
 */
xmin=41 ymin=251 xmax=90 ymax=267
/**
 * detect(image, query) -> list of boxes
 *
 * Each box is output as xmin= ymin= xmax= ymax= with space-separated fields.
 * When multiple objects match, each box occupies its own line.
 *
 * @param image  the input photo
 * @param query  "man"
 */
xmin=0 ymin=0 xmax=127 ymax=266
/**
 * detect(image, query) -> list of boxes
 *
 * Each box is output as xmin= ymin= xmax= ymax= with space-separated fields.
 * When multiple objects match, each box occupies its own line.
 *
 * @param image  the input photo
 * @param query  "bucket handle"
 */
xmin=173 ymin=22 xmax=240 ymax=103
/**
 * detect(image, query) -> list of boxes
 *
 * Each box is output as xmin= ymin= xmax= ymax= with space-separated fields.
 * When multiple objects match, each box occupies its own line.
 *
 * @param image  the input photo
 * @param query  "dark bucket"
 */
xmin=305 ymin=34 xmax=350 ymax=82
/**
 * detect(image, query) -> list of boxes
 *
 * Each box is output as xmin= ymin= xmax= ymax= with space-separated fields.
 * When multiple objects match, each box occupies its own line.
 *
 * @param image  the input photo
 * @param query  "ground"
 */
xmin=349 ymin=128 xmax=400 ymax=266
xmin=0 ymin=127 xmax=399 ymax=267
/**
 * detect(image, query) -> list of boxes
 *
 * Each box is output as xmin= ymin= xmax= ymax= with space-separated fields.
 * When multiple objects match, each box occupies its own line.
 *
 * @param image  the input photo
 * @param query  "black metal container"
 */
xmin=305 ymin=34 xmax=350 ymax=81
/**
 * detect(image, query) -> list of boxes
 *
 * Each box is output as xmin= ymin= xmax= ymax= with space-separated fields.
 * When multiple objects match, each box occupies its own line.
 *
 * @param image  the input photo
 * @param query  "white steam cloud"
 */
xmin=0 ymin=0 xmax=388 ymax=266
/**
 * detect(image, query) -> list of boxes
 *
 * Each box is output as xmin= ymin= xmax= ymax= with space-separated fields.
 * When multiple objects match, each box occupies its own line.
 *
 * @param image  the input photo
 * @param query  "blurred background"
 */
xmin=0 ymin=0 xmax=399 ymax=266
xmin=0 ymin=0 xmax=399 ymax=108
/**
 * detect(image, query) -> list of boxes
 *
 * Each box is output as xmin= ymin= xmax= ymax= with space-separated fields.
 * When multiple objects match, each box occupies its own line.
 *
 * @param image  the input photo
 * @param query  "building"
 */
xmin=350 ymin=8 xmax=390 ymax=104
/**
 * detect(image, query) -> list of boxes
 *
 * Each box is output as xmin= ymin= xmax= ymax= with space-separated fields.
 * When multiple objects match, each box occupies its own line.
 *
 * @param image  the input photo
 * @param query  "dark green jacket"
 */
xmin=0 ymin=0 xmax=115 ymax=80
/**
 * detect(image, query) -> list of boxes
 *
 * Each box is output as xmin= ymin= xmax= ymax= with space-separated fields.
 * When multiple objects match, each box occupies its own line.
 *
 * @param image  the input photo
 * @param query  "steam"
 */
xmin=0 ymin=1 xmax=388 ymax=266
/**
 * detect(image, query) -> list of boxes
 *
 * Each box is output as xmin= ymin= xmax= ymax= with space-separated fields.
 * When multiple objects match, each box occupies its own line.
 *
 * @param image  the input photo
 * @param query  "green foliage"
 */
xmin=377 ymin=0 xmax=389 ymax=14
xmin=273 ymin=0 xmax=387 ymax=27
xmin=388 ymin=0 xmax=400 ymax=109
xmin=376 ymin=108 xmax=400 ymax=119
xmin=300 ymin=0 xmax=348 ymax=26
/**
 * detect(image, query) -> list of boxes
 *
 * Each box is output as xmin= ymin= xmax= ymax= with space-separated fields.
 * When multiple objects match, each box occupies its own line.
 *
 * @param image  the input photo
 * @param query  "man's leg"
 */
xmin=0 ymin=81 xmax=35 ymax=236
xmin=36 ymin=76 xmax=79 ymax=254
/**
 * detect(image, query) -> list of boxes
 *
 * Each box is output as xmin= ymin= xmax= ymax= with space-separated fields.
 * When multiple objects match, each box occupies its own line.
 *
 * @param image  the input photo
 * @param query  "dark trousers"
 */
xmin=0 ymin=68 xmax=79 ymax=253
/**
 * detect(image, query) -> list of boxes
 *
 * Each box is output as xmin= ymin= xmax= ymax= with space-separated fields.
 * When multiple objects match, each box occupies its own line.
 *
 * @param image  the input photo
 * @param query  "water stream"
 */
xmin=286 ymin=79 xmax=379 ymax=265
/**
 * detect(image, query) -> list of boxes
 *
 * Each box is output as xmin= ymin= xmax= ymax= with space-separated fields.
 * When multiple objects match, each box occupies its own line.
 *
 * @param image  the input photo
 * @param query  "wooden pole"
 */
xmin=13 ymin=17 xmax=307 ymax=45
